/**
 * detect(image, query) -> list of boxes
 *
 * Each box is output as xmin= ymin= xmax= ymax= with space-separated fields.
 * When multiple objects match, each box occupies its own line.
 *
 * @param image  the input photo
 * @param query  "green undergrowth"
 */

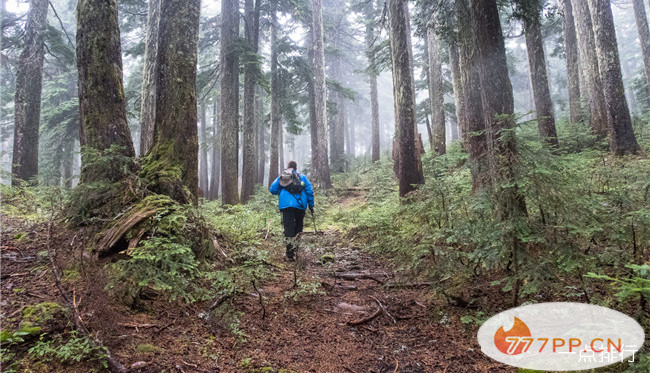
xmin=328 ymin=120 xmax=649 ymax=325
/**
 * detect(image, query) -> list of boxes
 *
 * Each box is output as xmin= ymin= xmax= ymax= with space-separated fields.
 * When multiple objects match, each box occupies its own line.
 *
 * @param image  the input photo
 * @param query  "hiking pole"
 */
xmin=310 ymin=209 xmax=318 ymax=234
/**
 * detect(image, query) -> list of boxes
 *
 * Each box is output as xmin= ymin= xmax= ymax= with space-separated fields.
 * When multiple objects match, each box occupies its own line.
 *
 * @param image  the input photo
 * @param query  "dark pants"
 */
xmin=281 ymin=207 xmax=305 ymax=258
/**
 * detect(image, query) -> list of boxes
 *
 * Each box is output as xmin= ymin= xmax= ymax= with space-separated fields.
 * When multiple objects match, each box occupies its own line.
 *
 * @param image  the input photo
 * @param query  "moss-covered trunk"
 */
xmin=139 ymin=0 xmax=160 ymax=156
xmin=141 ymin=0 xmax=201 ymax=203
xmin=76 ymin=0 xmax=135 ymax=184
xmin=427 ymin=25 xmax=446 ymax=155
xmin=268 ymin=6 xmax=281 ymax=187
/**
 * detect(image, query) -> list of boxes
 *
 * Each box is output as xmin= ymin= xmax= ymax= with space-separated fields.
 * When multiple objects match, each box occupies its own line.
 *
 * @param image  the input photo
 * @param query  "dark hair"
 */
xmin=288 ymin=161 xmax=297 ymax=170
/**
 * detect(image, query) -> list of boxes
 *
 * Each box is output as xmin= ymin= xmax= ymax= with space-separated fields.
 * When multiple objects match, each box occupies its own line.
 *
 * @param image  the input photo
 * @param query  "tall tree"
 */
xmin=426 ymin=23 xmax=445 ymax=155
xmin=633 ymin=0 xmax=650 ymax=108
xmin=364 ymin=0 xmax=380 ymax=163
xmin=139 ymin=0 xmax=160 ymax=156
xmin=328 ymin=1 xmax=346 ymax=172
xmin=469 ymin=0 xmax=527 ymax=306
xmin=311 ymin=0 xmax=332 ymax=188
xmin=587 ymin=0 xmax=640 ymax=154
xmin=560 ymin=0 xmax=582 ymax=124
xmin=220 ymin=0 xmax=241 ymax=205
xmin=268 ymin=6 xmax=280 ymax=186
xmin=571 ymin=0 xmax=607 ymax=136
xmin=241 ymin=0 xmax=261 ymax=203
xmin=449 ymin=39 xmax=465 ymax=142
xmin=388 ymin=0 xmax=424 ymax=197
xmin=142 ymin=0 xmax=201 ymax=202
xmin=76 ymin=0 xmax=135 ymax=183
xmin=12 ymin=0 xmax=48 ymax=185
xmin=209 ymin=98 xmax=221 ymax=200
xmin=457 ymin=0 xmax=489 ymax=190
xmin=199 ymin=101 xmax=209 ymax=195
xmin=255 ymin=86 xmax=265 ymax=184
xmin=520 ymin=0 xmax=559 ymax=147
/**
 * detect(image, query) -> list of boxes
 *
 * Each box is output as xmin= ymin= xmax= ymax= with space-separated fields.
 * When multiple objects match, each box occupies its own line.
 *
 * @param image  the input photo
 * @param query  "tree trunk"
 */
xmin=241 ymin=0 xmax=261 ymax=203
xmin=457 ymin=0 xmax=489 ymax=190
xmin=348 ymin=112 xmax=355 ymax=157
xmin=62 ymin=137 xmax=74 ymax=189
xmin=523 ymin=9 xmax=559 ymax=147
xmin=470 ymin=0 xmax=527 ymax=307
xmin=330 ymin=34 xmax=346 ymax=172
xmin=220 ymin=0 xmax=240 ymax=205
xmin=388 ymin=0 xmax=424 ymax=197
xmin=560 ymin=0 xmax=582 ymax=124
xmin=142 ymin=0 xmax=201 ymax=203
xmin=209 ymin=98 xmax=221 ymax=200
xmin=311 ymin=0 xmax=332 ymax=188
xmin=427 ymin=25 xmax=446 ymax=155
xmin=268 ymin=7 xmax=280 ymax=186
xmin=12 ymin=0 xmax=48 ymax=185
xmin=256 ymin=86 xmax=265 ymax=184
xmin=139 ymin=0 xmax=160 ymax=156
xmin=587 ymin=0 xmax=640 ymax=154
xmin=279 ymin=124 xmax=284 ymax=170
xmin=365 ymin=1 xmax=380 ymax=163
xmin=449 ymin=39 xmax=466 ymax=142
xmin=199 ymin=102 xmax=209 ymax=196
xmin=571 ymin=0 xmax=608 ymax=136
xmin=76 ymin=0 xmax=135 ymax=184
xmin=633 ymin=0 xmax=650 ymax=108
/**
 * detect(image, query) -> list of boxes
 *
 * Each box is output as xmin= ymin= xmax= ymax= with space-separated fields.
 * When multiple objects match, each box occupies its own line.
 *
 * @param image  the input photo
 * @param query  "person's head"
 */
xmin=288 ymin=161 xmax=297 ymax=170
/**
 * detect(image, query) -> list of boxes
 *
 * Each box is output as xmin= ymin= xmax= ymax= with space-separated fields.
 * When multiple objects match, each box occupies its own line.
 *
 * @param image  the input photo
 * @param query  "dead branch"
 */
xmin=347 ymin=307 xmax=382 ymax=326
xmin=117 ymin=323 xmax=156 ymax=329
xmin=95 ymin=204 xmax=157 ymax=257
xmin=208 ymin=292 xmax=232 ymax=311
xmin=332 ymin=271 xmax=386 ymax=285
xmin=251 ymin=278 xmax=266 ymax=319
xmin=370 ymin=296 xmax=396 ymax=324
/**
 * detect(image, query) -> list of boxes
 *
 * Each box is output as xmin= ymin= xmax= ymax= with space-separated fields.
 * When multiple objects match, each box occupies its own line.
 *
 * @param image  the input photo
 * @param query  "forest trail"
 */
xmin=2 ymin=212 xmax=512 ymax=373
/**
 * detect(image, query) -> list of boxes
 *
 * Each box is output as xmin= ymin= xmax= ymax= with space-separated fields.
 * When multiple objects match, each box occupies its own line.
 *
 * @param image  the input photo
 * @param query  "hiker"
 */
xmin=269 ymin=161 xmax=315 ymax=261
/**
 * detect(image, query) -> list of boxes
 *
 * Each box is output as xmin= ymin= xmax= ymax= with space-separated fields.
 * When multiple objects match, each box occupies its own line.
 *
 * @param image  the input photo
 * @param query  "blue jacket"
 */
xmin=269 ymin=172 xmax=315 ymax=210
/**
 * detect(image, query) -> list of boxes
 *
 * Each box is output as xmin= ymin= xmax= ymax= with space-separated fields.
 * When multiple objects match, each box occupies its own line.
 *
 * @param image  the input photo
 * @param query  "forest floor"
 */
xmin=1 ymin=207 xmax=513 ymax=372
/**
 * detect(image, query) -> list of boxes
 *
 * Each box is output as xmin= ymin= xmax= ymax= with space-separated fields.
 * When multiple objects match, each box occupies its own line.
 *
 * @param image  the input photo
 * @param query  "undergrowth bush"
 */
xmin=336 ymin=119 xmax=649 ymax=312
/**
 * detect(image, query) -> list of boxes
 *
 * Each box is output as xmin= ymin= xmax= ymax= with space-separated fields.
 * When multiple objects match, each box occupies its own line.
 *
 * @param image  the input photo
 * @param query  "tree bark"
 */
xmin=139 ymin=0 xmax=160 ymax=156
xmin=457 ymin=0 xmax=489 ymax=190
xmin=268 ymin=7 xmax=280 ymax=186
xmin=256 ymin=86 xmax=265 ymax=184
xmin=76 ymin=0 xmax=135 ymax=184
xmin=470 ymin=0 xmax=527 ymax=307
xmin=587 ymin=0 xmax=640 ymax=154
xmin=199 ymin=101 xmax=209 ymax=196
xmin=427 ymin=25 xmax=446 ymax=155
xmin=220 ymin=0 xmax=240 ymax=205
xmin=365 ymin=1 xmax=380 ymax=163
xmin=388 ymin=0 xmax=424 ymax=197
xmin=633 ymin=0 xmax=650 ymax=108
xmin=209 ymin=98 xmax=221 ymax=200
xmin=560 ymin=0 xmax=582 ymax=124
xmin=142 ymin=0 xmax=201 ymax=203
xmin=571 ymin=0 xmax=608 ymax=136
xmin=329 ymin=27 xmax=346 ymax=172
xmin=311 ymin=0 xmax=332 ymax=188
xmin=12 ymin=0 xmax=48 ymax=185
xmin=449 ymin=39 xmax=465 ymax=142
xmin=241 ymin=0 xmax=261 ymax=203
xmin=523 ymin=7 xmax=559 ymax=147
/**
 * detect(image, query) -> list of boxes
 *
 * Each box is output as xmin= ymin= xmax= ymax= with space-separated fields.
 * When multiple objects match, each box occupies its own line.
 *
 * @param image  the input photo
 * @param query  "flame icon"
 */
xmin=494 ymin=317 xmax=532 ymax=355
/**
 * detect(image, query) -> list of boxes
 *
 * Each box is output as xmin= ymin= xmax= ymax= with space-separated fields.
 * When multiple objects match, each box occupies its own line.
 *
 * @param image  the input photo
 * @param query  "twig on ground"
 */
xmin=251 ymin=278 xmax=266 ymax=319
xmin=347 ymin=307 xmax=382 ymax=326
xmin=208 ymin=292 xmax=232 ymax=311
xmin=370 ymin=296 xmax=396 ymax=324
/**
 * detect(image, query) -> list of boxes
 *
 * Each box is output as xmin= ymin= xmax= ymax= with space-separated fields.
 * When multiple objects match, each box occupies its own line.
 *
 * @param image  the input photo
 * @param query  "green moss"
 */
xmin=21 ymin=302 xmax=67 ymax=325
xmin=12 ymin=232 xmax=27 ymax=241
xmin=135 ymin=343 xmax=163 ymax=354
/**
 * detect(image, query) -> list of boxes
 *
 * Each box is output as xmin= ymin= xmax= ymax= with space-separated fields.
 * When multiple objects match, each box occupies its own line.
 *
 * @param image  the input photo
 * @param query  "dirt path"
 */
xmin=1 ymin=217 xmax=512 ymax=372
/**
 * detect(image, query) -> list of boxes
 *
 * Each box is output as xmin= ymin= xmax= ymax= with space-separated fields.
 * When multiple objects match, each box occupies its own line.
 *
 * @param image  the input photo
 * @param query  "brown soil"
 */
xmin=1 ymin=215 xmax=513 ymax=372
